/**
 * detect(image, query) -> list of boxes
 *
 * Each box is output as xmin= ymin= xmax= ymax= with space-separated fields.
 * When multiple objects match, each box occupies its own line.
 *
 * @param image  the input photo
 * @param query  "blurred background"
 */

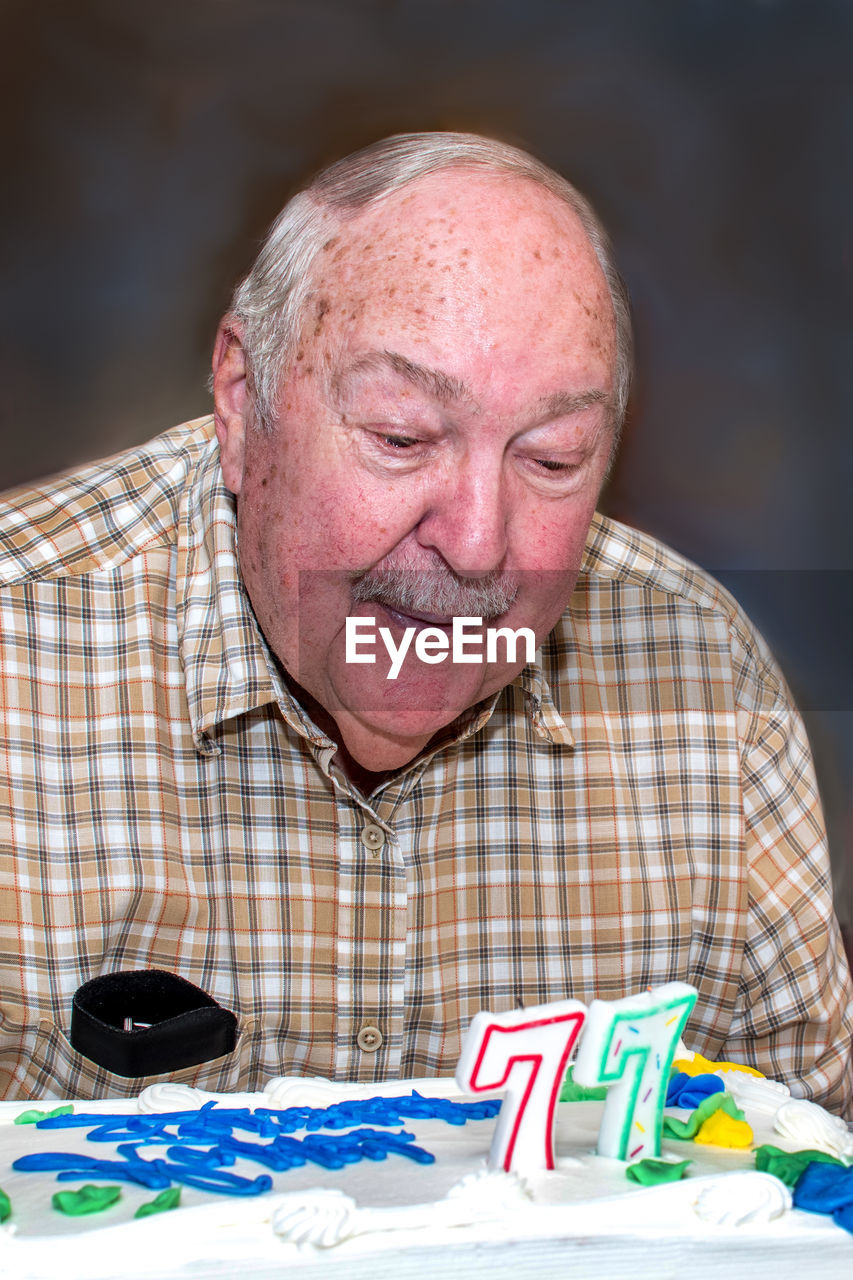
xmin=1 ymin=0 xmax=850 ymax=951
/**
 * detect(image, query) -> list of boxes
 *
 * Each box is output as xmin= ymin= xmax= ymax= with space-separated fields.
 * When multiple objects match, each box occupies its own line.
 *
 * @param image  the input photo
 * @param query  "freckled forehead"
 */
xmin=302 ymin=169 xmax=617 ymax=401
xmin=313 ymin=170 xmax=607 ymax=298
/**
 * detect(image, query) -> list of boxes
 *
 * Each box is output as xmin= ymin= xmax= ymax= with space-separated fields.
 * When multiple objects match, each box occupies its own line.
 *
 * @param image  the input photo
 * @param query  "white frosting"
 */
xmin=272 ymin=1189 xmax=358 ymax=1248
xmin=692 ymin=1172 xmax=792 ymax=1226
xmin=773 ymin=1097 xmax=853 ymax=1159
xmin=714 ymin=1068 xmax=791 ymax=1115
xmin=262 ymin=1075 xmax=467 ymax=1108
xmin=138 ymin=1082 xmax=212 ymax=1113
xmin=272 ymin=1171 xmax=532 ymax=1248
xmin=263 ymin=1077 xmax=354 ymax=1109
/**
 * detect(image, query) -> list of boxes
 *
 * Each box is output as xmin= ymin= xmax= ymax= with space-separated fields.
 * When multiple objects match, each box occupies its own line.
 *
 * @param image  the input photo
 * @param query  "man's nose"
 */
xmin=415 ymin=463 xmax=509 ymax=575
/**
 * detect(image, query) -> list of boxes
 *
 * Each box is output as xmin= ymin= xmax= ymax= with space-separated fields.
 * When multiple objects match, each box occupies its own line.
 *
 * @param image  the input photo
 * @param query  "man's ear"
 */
xmin=212 ymin=318 xmax=250 ymax=496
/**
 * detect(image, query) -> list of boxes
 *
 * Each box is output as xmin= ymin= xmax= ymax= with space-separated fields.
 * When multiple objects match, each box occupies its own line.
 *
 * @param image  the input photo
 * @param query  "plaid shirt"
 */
xmin=1 ymin=416 xmax=850 ymax=1113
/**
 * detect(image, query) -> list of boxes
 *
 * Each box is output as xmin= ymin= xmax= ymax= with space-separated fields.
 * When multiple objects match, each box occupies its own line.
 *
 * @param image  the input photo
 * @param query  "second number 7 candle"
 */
xmin=571 ymin=983 xmax=697 ymax=1161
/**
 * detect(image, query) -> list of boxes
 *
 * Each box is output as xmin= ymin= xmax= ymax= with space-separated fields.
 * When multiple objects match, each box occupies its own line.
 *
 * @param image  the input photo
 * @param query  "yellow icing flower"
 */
xmin=694 ymin=1109 xmax=754 ymax=1149
xmin=672 ymin=1052 xmax=763 ymax=1079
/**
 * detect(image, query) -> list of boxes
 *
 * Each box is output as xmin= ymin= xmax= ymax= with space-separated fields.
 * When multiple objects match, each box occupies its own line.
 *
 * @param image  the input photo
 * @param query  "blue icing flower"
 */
xmin=665 ymin=1071 xmax=725 ymax=1110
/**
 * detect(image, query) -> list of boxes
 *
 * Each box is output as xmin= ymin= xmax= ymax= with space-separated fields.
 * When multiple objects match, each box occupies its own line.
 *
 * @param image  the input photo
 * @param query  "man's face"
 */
xmin=217 ymin=171 xmax=617 ymax=772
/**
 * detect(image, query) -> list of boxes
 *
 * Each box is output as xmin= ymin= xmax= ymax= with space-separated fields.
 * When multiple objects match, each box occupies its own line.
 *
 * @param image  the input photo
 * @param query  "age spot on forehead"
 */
xmin=313 ymin=297 xmax=331 ymax=337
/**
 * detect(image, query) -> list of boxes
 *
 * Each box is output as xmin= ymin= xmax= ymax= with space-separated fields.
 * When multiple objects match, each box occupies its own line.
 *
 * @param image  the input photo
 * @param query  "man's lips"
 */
xmin=380 ymin=604 xmax=455 ymax=631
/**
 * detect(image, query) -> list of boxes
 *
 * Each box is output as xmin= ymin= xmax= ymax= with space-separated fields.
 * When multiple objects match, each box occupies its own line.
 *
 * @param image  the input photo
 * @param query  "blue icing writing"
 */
xmin=14 ymin=1150 xmax=272 ymax=1196
xmin=14 ymin=1092 xmax=494 ymax=1198
xmin=35 ymin=1093 xmax=499 ymax=1143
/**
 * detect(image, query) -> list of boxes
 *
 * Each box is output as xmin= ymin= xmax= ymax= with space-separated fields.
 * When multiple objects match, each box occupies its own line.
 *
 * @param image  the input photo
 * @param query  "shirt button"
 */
xmin=357 ymin=1024 xmax=383 ymax=1053
xmin=360 ymin=824 xmax=385 ymax=854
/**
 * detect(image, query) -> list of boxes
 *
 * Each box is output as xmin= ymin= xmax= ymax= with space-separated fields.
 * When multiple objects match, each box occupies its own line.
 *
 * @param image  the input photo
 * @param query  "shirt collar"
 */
xmin=175 ymin=425 xmax=311 ymax=753
xmin=509 ymin=660 xmax=575 ymax=747
xmin=175 ymin=423 xmax=575 ymax=755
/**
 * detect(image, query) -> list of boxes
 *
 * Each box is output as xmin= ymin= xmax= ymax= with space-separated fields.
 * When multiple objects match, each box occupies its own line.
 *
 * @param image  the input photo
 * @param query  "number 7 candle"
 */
xmin=571 ymin=983 xmax=697 ymax=1161
xmin=455 ymin=998 xmax=587 ymax=1173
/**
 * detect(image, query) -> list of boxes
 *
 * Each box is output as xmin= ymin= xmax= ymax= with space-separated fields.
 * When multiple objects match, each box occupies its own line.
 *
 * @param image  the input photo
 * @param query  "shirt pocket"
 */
xmin=3 ymin=1017 xmax=255 ymax=1101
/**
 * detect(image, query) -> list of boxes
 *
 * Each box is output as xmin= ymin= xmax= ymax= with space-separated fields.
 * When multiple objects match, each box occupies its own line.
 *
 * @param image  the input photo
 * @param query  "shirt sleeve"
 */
xmin=720 ymin=623 xmax=853 ymax=1118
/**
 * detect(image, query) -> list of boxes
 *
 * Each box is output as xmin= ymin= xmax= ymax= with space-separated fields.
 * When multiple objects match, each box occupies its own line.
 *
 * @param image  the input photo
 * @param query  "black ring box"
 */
xmin=70 ymin=969 xmax=238 ymax=1077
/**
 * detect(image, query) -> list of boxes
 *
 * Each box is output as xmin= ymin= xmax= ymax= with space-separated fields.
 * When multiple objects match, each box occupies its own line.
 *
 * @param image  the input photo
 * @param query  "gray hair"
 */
xmin=228 ymin=132 xmax=633 ymax=433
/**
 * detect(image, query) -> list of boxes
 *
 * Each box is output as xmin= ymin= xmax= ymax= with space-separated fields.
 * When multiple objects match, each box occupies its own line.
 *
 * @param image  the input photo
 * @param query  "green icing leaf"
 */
xmin=718 ymin=1092 xmax=746 ymax=1122
xmin=559 ymin=1066 xmax=608 ymax=1102
xmin=754 ymin=1144 xmax=845 ymax=1188
xmin=662 ymin=1090 xmax=744 ymax=1140
xmin=626 ymin=1158 xmax=692 ymax=1186
xmin=14 ymin=1104 xmax=74 ymax=1126
xmin=0 ymin=1188 xmax=11 ymax=1223
xmin=134 ymin=1187 xmax=181 ymax=1218
xmin=52 ymin=1185 xmax=122 ymax=1216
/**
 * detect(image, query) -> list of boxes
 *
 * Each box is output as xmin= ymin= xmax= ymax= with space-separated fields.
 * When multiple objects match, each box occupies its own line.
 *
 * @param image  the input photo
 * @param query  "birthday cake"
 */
xmin=1 ymin=989 xmax=851 ymax=1279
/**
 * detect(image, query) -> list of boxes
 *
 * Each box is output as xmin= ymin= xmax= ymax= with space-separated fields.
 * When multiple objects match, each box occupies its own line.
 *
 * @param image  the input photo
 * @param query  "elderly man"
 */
xmin=1 ymin=133 xmax=850 ymax=1112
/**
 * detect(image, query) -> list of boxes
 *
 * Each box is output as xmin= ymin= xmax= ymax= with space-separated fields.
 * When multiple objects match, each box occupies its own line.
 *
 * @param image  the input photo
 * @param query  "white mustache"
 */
xmin=350 ymin=562 xmax=518 ymax=621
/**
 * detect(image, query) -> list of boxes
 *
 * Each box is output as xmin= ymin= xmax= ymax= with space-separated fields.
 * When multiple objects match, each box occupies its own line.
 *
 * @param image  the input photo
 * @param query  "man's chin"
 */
xmin=328 ymin=662 xmax=496 ymax=769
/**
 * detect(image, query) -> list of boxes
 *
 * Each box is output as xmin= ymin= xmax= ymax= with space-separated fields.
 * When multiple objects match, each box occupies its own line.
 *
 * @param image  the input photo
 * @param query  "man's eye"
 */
xmin=535 ymin=458 xmax=572 ymax=472
xmin=381 ymin=434 xmax=418 ymax=449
